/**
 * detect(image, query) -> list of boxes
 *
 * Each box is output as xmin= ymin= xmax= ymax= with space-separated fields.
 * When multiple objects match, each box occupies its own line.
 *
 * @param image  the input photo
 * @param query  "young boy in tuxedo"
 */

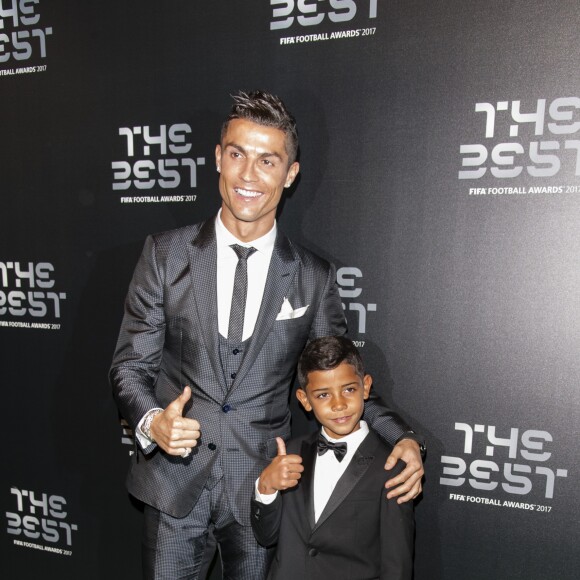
xmin=251 ymin=336 xmax=415 ymax=580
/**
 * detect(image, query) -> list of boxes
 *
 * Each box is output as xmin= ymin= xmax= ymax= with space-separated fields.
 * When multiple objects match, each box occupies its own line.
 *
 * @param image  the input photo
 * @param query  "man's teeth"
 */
xmin=235 ymin=188 xmax=261 ymax=198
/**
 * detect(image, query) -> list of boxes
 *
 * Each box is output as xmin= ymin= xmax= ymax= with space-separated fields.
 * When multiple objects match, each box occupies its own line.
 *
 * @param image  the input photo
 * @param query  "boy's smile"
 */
xmin=296 ymin=362 xmax=372 ymax=440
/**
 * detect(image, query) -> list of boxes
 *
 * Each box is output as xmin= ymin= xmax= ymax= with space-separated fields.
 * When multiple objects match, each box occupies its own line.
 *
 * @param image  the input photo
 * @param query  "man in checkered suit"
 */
xmin=110 ymin=90 xmax=424 ymax=579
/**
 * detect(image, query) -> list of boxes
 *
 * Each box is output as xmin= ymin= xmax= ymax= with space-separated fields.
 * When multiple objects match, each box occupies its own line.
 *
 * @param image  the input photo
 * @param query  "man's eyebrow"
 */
xmin=259 ymin=151 xmax=284 ymax=161
xmin=224 ymin=142 xmax=284 ymax=161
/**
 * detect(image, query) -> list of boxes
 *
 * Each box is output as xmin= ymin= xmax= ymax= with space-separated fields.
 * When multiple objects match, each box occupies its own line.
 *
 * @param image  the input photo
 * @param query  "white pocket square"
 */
xmin=276 ymin=297 xmax=309 ymax=320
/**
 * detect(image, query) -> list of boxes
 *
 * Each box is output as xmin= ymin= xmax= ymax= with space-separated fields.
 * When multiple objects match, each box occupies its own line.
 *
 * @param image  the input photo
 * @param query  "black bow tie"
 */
xmin=317 ymin=435 xmax=347 ymax=462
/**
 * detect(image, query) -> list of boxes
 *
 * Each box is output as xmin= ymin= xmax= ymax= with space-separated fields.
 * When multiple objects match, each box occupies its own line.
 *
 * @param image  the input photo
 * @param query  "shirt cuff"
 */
xmin=135 ymin=408 xmax=164 ymax=449
xmin=254 ymin=478 xmax=278 ymax=504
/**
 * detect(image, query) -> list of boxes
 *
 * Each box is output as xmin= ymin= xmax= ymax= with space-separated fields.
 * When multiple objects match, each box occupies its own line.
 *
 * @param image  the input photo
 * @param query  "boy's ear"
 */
xmin=296 ymin=388 xmax=312 ymax=412
xmin=363 ymin=374 xmax=372 ymax=400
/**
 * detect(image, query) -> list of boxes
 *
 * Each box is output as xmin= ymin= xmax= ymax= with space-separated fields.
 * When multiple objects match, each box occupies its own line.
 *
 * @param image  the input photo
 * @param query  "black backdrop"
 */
xmin=2 ymin=1 xmax=579 ymax=578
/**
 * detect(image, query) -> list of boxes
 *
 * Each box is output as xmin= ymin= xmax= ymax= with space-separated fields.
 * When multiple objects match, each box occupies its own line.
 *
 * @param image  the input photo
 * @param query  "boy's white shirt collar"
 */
xmin=321 ymin=419 xmax=369 ymax=446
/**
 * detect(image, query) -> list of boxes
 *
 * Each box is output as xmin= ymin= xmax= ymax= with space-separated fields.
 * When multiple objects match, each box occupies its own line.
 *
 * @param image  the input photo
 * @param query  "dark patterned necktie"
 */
xmin=228 ymin=244 xmax=257 ymax=343
xmin=317 ymin=434 xmax=348 ymax=462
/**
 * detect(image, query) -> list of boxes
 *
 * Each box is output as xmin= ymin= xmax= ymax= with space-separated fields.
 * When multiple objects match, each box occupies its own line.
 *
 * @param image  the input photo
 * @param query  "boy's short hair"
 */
xmin=297 ymin=336 xmax=364 ymax=388
xmin=221 ymin=90 xmax=299 ymax=164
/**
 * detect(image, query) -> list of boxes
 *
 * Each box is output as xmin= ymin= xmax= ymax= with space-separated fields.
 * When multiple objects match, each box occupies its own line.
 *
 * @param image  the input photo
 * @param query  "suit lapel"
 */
xmin=299 ymin=434 xmax=318 ymax=530
xmin=227 ymin=229 xmax=299 ymax=393
xmin=312 ymin=431 xmax=379 ymax=533
xmin=185 ymin=218 xmax=225 ymax=393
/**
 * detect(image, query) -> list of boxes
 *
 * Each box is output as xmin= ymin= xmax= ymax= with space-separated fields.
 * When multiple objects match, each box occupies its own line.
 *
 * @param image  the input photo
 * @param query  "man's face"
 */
xmin=296 ymin=362 xmax=372 ymax=440
xmin=215 ymin=119 xmax=299 ymax=241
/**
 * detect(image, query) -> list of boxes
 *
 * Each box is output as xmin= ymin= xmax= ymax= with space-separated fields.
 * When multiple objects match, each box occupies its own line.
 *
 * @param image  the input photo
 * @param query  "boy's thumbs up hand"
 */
xmin=150 ymin=386 xmax=201 ymax=457
xmin=258 ymin=437 xmax=304 ymax=495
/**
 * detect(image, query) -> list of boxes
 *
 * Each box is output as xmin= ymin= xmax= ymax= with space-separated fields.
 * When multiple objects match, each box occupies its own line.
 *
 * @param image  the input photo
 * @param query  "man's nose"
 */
xmin=240 ymin=159 xmax=258 ymax=181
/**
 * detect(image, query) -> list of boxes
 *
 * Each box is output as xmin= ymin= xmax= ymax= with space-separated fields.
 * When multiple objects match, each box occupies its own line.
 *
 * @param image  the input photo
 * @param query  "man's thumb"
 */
xmin=276 ymin=437 xmax=287 ymax=456
xmin=172 ymin=386 xmax=191 ymax=414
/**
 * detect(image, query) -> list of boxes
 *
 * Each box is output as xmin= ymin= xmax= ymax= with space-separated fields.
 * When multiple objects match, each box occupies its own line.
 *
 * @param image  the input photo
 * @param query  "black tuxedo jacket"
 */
xmin=110 ymin=217 xmax=412 ymax=523
xmin=251 ymin=430 xmax=414 ymax=580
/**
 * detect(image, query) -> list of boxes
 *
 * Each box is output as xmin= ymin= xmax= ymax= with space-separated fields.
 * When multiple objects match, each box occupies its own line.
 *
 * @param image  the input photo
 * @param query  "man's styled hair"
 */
xmin=221 ymin=90 xmax=299 ymax=164
xmin=297 ymin=336 xmax=365 ymax=388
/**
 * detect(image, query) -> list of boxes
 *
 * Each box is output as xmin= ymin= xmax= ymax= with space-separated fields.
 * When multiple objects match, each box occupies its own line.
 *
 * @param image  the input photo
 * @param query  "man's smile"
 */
xmin=234 ymin=187 xmax=263 ymax=198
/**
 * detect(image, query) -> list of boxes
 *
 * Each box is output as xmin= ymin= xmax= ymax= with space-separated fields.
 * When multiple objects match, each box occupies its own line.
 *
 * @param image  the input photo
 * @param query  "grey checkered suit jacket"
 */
xmin=110 ymin=217 xmax=411 ymax=524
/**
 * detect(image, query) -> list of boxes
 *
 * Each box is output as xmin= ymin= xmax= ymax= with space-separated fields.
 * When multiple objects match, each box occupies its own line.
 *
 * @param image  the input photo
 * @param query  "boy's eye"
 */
xmin=316 ymin=393 xmax=329 ymax=399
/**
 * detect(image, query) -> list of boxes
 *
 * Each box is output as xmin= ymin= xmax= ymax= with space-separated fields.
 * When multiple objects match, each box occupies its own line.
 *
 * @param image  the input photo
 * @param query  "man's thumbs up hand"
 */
xmin=276 ymin=436 xmax=287 ymax=456
xmin=150 ymin=386 xmax=201 ymax=457
xmin=258 ymin=437 xmax=304 ymax=495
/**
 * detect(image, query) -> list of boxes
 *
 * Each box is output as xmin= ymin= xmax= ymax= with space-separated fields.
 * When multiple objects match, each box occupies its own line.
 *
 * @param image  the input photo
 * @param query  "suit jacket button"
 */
xmin=222 ymin=404 xmax=231 ymax=413
xmin=208 ymin=443 xmax=217 ymax=451
xmin=230 ymin=372 xmax=236 ymax=379
xmin=308 ymin=548 xmax=318 ymax=557
xmin=232 ymin=348 xmax=240 ymax=355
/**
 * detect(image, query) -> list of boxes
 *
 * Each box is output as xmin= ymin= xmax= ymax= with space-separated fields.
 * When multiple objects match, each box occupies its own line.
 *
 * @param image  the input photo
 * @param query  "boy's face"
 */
xmin=296 ymin=362 xmax=372 ymax=440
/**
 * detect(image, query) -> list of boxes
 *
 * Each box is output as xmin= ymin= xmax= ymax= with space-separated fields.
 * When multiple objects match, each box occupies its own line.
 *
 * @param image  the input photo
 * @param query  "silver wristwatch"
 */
xmin=141 ymin=409 xmax=163 ymax=442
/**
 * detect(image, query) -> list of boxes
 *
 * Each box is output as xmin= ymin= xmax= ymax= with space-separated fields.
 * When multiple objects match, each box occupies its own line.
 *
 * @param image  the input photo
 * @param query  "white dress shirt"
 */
xmin=215 ymin=209 xmax=276 ymax=341
xmin=255 ymin=421 xmax=370 ymax=523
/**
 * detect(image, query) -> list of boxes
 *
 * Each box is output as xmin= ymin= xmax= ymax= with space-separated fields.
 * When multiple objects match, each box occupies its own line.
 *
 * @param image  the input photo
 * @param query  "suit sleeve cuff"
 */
xmin=396 ymin=431 xmax=427 ymax=460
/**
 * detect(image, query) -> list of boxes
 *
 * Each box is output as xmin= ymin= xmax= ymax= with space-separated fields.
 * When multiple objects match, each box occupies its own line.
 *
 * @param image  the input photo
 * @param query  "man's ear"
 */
xmin=284 ymin=161 xmax=299 ymax=188
xmin=296 ymin=388 xmax=312 ymax=412
xmin=215 ymin=144 xmax=222 ymax=170
xmin=363 ymin=374 xmax=372 ymax=400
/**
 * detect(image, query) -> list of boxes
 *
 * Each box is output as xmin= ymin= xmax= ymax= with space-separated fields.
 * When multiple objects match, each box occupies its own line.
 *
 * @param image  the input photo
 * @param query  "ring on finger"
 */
xmin=181 ymin=448 xmax=191 ymax=458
